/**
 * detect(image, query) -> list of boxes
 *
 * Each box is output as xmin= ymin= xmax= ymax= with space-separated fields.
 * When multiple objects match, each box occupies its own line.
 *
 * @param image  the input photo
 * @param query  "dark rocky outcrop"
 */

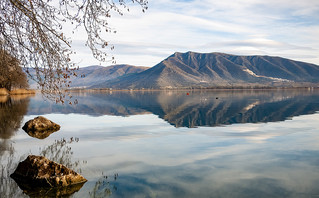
xmin=22 ymin=116 xmax=60 ymax=139
xmin=10 ymin=155 xmax=87 ymax=191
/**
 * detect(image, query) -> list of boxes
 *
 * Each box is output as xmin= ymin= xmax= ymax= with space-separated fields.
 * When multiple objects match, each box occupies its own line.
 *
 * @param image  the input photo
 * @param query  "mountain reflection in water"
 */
xmin=28 ymin=89 xmax=319 ymax=127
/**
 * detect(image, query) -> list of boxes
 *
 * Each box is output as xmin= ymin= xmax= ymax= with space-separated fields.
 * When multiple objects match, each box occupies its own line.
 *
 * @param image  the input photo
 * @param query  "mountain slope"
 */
xmin=93 ymin=52 xmax=319 ymax=89
xmin=27 ymin=64 xmax=149 ymax=89
xmin=70 ymin=64 xmax=149 ymax=88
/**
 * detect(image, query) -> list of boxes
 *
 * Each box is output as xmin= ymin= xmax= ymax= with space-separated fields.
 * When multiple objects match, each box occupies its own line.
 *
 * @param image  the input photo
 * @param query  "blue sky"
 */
xmin=71 ymin=0 xmax=319 ymax=67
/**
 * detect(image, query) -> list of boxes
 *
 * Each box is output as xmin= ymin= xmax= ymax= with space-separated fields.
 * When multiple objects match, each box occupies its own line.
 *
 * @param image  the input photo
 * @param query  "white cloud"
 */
xmin=69 ymin=0 xmax=319 ymax=67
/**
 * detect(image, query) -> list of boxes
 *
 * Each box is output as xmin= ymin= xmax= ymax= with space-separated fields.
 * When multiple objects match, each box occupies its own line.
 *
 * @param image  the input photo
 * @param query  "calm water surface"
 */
xmin=1 ymin=90 xmax=319 ymax=197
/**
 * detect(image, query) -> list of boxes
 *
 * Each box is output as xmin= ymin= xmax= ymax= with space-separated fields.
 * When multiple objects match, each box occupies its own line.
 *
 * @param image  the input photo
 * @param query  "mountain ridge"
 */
xmin=70 ymin=64 xmax=149 ymax=88
xmin=26 ymin=52 xmax=319 ymax=89
xmin=27 ymin=64 xmax=150 ymax=89
xmin=92 ymin=52 xmax=319 ymax=89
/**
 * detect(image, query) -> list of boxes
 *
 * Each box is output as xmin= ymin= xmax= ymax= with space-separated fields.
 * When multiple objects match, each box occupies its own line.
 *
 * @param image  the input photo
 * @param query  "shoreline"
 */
xmin=0 ymin=88 xmax=36 ymax=96
xmin=65 ymin=86 xmax=319 ymax=93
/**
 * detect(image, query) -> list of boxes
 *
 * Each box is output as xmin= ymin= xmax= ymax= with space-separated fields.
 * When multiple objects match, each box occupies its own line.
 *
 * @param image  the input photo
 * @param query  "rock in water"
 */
xmin=10 ymin=155 xmax=87 ymax=188
xmin=22 ymin=116 xmax=60 ymax=139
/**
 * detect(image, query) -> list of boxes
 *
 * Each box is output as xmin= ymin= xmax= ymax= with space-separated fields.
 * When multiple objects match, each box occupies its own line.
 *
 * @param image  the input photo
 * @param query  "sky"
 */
xmin=70 ymin=0 xmax=319 ymax=67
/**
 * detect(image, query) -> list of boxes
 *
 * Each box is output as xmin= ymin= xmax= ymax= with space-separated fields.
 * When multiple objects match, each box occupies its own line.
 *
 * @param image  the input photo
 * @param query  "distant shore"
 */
xmin=5 ymin=86 xmax=317 ymax=95
xmin=0 ymin=88 xmax=36 ymax=96
xmin=65 ymin=86 xmax=319 ymax=93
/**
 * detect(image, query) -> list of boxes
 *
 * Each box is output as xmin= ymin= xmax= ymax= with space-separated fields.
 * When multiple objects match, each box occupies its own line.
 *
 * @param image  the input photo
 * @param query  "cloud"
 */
xmin=68 ymin=0 xmax=319 ymax=67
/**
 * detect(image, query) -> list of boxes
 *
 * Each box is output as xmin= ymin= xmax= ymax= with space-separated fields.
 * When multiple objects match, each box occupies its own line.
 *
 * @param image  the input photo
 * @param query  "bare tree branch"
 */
xmin=0 ymin=0 xmax=148 ymax=103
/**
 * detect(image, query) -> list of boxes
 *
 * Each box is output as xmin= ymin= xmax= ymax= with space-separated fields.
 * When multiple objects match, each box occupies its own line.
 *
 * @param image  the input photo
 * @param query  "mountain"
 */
xmin=92 ymin=52 xmax=319 ymax=89
xmin=27 ymin=64 xmax=149 ymax=89
xmin=69 ymin=64 xmax=149 ymax=88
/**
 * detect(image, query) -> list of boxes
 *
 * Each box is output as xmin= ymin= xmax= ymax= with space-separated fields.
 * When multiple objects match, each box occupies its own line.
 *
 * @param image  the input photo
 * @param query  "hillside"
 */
xmin=92 ymin=52 xmax=319 ymax=89
xmin=27 ymin=64 xmax=149 ymax=89
xmin=69 ymin=64 xmax=149 ymax=88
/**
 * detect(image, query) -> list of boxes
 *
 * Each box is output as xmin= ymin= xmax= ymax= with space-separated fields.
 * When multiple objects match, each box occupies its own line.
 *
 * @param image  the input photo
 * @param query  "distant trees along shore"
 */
xmin=0 ymin=49 xmax=28 ymax=91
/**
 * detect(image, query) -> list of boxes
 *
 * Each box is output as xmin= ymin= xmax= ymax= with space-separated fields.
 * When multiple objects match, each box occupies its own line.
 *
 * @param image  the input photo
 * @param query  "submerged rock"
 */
xmin=10 ymin=155 xmax=87 ymax=189
xmin=22 ymin=116 xmax=60 ymax=139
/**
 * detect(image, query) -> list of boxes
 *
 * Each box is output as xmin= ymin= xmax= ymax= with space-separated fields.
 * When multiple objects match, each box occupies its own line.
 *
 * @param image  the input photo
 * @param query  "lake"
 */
xmin=1 ymin=89 xmax=319 ymax=197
